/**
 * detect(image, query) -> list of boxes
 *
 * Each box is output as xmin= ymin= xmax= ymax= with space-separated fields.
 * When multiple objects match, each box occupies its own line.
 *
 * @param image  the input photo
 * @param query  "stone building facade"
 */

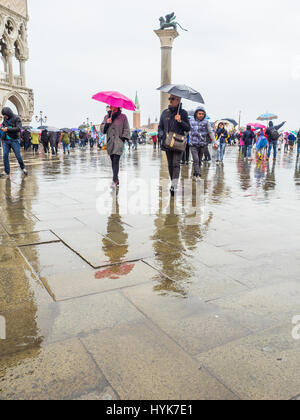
xmin=0 ymin=0 xmax=34 ymax=124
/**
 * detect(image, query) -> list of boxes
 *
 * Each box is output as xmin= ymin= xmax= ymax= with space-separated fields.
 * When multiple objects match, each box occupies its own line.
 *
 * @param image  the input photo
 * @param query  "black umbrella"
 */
xmin=60 ymin=128 xmax=71 ymax=133
xmin=157 ymin=84 xmax=205 ymax=104
xmin=222 ymin=118 xmax=238 ymax=127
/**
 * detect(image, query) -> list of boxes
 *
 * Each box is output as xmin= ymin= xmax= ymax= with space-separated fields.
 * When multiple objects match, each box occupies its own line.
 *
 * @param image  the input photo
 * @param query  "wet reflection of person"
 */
xmin=263 ymin=161 xmax=276 ymax=192
xmin=102 ymin=193 xmax=129 ymax=266
xmin=294 ymin=159 xmax=300 ymax=188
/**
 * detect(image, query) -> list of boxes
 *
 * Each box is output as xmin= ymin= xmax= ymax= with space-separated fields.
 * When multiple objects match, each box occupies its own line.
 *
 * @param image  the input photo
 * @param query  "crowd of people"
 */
xmin=1 ymin=104 xmax=299 ymax=197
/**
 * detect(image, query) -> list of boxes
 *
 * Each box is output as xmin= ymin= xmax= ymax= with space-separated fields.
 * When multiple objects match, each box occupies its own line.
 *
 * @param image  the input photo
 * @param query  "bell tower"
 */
xmin=133 ymin=91 xmax=141 ymax=129
xmin=0 ymin=0 xmax=34 ymax=124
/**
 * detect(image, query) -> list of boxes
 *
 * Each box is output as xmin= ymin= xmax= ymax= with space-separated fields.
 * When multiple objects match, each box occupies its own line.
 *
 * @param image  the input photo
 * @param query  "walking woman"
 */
xmin=101 ymin=107 xmax=130 ymax=188
xmin=158 ymin=95 xmax=191 ymax=195
xmin=61 ymin=131 xmax=70 ymax=154
xmin=216 ymin=123 xmax=228 ymax=165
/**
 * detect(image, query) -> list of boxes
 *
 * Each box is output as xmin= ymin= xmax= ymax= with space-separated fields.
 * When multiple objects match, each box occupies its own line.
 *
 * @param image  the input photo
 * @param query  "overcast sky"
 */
xmin=26 ymin=0 xmax=300 ymax=130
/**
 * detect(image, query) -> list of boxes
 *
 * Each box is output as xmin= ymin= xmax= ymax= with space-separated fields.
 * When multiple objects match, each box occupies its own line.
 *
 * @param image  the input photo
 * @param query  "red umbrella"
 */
xmin=92 ymin=91 xmax=136 ymax=111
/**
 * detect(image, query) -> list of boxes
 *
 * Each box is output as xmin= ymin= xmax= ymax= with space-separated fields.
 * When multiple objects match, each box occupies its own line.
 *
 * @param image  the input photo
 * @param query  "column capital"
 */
xmin=6 ymin=48 xmax=14 ymax=57
xmin=154 ymin=29 xmax=179 ymax=48
xmin=19 ymin=55 xmax=28 ymax=62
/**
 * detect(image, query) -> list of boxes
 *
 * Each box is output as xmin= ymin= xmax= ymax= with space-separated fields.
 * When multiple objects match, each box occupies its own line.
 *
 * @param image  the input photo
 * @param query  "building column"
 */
xmin=6 ymin=50 xmax=14 ymax=85
xmin=154 ymin=29 xmax=179 ymax=115
xmin=19 ymin=58 xmax=26 ymax=86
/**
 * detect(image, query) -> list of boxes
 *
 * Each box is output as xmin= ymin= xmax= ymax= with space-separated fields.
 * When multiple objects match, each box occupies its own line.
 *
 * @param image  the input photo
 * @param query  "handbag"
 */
xmin=165 ymin=111 xmax=187 ymax=152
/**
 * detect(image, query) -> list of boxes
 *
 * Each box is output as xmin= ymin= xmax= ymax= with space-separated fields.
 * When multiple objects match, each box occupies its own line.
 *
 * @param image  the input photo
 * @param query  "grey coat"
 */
xmin=101 ymin=113 xmax=130 ymax=156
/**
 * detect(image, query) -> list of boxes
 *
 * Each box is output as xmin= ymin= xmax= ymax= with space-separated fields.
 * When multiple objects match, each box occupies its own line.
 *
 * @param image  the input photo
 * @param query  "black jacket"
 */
xmin=41 ymin=130 xmax=49 ymax=144
xmin=243 ymin=126 xmax=255 ymax=146
xmin=158 ymin=106 xmax=191 ymax=151
xmin=1 ymin=107 xmax=22 ymax=140
xmin=22 ymin=129 xmax=32 ymax=142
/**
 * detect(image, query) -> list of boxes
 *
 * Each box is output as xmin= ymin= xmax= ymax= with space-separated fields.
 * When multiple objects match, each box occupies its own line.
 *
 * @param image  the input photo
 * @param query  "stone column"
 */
xmin=6 ymin=50 xmax=14 ymax=85
xmin=19 ymin=58 xmax=26 ymax=86
xmin=154 ymin=29 xmax=179 ymax=115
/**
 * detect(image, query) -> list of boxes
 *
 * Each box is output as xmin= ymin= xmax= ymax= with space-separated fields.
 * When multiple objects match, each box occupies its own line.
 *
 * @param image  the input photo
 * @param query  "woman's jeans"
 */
xmin=110 ymin=154 xmax=121 ymax=182
xmin=63 ymin=144 xmax=70 ymax=154
xmin=217 ymin=143 xmax=226 ymax=161
xmin=244 ymin=145 xmax=252 ymax=158
xmin=268 ymin=141 xmax=278 ymax=158
xmin=2 ymin=140 xmax=25 ymax=174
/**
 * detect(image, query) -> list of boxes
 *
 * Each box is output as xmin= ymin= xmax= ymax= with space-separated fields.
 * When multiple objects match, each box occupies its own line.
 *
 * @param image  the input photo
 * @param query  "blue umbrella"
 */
xmin=257 ymin=113 xmax=278 ymax=121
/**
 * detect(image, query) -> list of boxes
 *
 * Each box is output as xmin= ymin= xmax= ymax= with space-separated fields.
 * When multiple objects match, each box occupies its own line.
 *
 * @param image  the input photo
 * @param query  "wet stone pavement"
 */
xmin=0 ymin=145 xmax=300 ymax=400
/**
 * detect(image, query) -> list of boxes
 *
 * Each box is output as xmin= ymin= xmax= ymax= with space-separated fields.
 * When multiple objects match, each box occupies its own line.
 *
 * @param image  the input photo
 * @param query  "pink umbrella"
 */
xmin=92 ymin=91 xmax=136 ymax=111
xmin=248 ymin=123 xmax=266 ymax=130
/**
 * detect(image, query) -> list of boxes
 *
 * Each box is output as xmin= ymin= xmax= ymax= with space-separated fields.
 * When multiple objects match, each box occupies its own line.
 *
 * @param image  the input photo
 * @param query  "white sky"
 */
xmin=26 ymin=0 xmax=300 ymax=130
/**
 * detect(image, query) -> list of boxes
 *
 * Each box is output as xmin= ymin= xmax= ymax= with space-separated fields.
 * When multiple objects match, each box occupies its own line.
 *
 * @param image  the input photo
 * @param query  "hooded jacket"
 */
xmin=243 ymin=125 xmax=255 ymax=146
xmin=158 ymin=105 xmax=191 ymax=151
xmin=190 ymin=106 xmax=215 ymax=147
xmin=1 ymin=107 xmax=22 ymax=140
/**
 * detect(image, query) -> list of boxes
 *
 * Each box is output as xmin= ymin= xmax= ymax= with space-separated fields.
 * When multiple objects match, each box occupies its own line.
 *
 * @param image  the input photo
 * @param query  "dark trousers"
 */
xmin=42 ymin=142 xmax=49 ymax=153
xmin=166 ymin=150 xmax=183 ymax=183
xmin=204 ymin=145 xmax=211 ymax=161
xmin=3 ymin=140 xmax=25 ymax=174
xmin=110 ymin=154 xmax=121 ymax=182
xmin=182 ymin=144 xmax=190 ymax=163
xmin=32 ymin=144 xmax=39 ymax=153
xmin=24 ymin=141 xmax=31 ymax=151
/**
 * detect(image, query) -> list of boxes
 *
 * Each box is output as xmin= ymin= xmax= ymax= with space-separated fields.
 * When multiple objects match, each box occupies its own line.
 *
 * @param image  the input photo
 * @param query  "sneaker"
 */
xmin=170 ymin=186 xmax=175 ymax=197
xmin=0 ymin=172 xmax=9 ymax=178
xmin=216 ymin=161 xmax=220 ymax=166
xmin=23 ymin=169 xmax=28 ymax=176
xmin=196 ymin=175 xmax=202 ymax=182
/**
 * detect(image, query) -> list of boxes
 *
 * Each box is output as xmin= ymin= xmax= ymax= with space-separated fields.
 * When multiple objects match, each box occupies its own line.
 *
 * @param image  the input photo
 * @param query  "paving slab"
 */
xmin=82 ymin=320 xmax=237 ymax=400
xmin=123 ymin=283 xmax=250 ymax=355
xmin=39 ymin=290 xmax=146 ymax=344
xmin=0 ymin=339 xmax=104 ymax=400
xmin=196 ymin=323 xmax=300 ymax=400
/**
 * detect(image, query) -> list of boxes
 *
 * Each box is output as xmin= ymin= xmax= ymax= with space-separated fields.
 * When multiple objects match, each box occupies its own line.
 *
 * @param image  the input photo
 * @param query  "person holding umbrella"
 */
xmin=158 ymin=95 xmax=191 ymax=195
xmin=101 ymin=106 xmax=130 ymax=188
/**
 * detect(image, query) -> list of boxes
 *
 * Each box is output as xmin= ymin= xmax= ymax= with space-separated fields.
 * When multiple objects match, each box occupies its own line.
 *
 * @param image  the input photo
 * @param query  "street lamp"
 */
xmin=35 ymin=111 xmax=47 ymax=127
xmin=82 ymin=118 xmax=91 ymax=128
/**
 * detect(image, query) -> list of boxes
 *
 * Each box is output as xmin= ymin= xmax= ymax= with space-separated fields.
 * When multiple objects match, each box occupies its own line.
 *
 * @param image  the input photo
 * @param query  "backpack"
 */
xmin=270 ymin=129 xmax=280 ymax=141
